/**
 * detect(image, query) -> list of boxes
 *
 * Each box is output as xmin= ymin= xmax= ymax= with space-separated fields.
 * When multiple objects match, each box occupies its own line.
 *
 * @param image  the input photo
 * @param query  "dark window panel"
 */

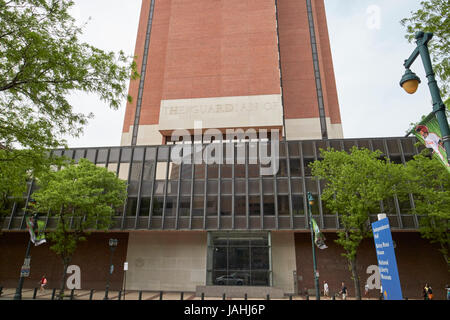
xmin=291 ymin=179 xmax=303 ymax=194
xmin=263 ymin=195 xmax=275 ymax=216
xmin=292 ymin=195 xmax=305 ymax=215
xmin=235 ymin=179 xmax=246 ymax=195
xmin=152 ymin=197 xmax=163 ymax=216
xmin=221 ymin=180 xmax=232 ymax=195
xmin=248 ymin=164 xmax=259 ymax=178
xmin=109 ymin=148 xmax=120 ymax=163
xmin=180 ymin=181 xmax=192 ymax=195
xmin=207 ymin=196 xmax=218 ymax=216
xmin=85 ymin=149 xmax=97 ymax=163
xmin=304 ymin=158 xmax=315 ymax=176
xmin=288 ymin=142 xmax=300 ymax=157
xmin=168 ymin=162 xmax=180 ymax=180
xmin=277 ymin=195 xmax=290 ymax=216
xmin=235 ymin=164 xmax=246 ymax=178
xmin=208 ymin=164 xmax=219 ymax=179
xmin=142 ymin=162 xmax=155 ymax=181
xmin=145 ymin=147 xmax=157 ymax=161
xmin=248 ymin=179 xmax=260 ymax=195
xmin=133 ymin=147 xmax=145 ymax=162
xmin=139 ymin=198 xmax=150 ymax=216
xmin=207 ymin=180 xmax=218 ymax=195
xmin=165 ymin=196 xmax=177 ymax=216
xmin=262 ymin=178 xmax=274 ymax=194
xmin=96 ymin=149 xmax=109 ymax=163
xmin=387 ymin=140 xmax=400 ymax=155
xmin=166 ymin=181 xmax=178 ymax=197
xmin=192 ymin=196 xmax=204 ymax=216
xmin=358 ymin=140 xmax=371 ymax=150
xmin=249 ymin=196 xmax=261 ymax=216
xmin=302 ymin=141 xmax=315 ymax=157
xmin=277 ymin=179 xmax=289 ymax=194
xmin=289 ymin=159 xmax=301 ymax=177
xmin=222 ymin=164 xmax=233 ymax=178
xmin=193 ymin=181 xmax=205 ymax=195
xmin=120 ymin=148 xmax=132 ymax=163
xmin=126 ymin=198 xmax=138 ymax=216
xmin=235 ymin=196 xmax=246 ymax=216
xmin=157 ymin=147 xmax=170 ymax=161
xmin=220 ymin=196 xmax=232 ymax=216
xmin=74 ymin=149 xmax=86 ymax=162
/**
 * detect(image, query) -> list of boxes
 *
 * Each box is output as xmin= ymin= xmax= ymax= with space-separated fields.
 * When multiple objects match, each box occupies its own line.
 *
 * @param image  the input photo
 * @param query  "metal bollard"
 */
xmin=70 ymin=289 xmax=75 ymax=300
xmin=201 ymin=292 xmax=205 ymax=300
xmin=289 ymin=295 xmax=293 ymax=301
xmin=266 ymin=294 xmax=270 ymax=300
xmin=138 ymin=291 xmax=143 ymax=300
xmin=118 ymin=290 xmax=122 ymax=300
xmin=33 ymin=287 xmax=38 ymax=299
xmin=180 ymin=292 xmax=184 ymax=300
xmin=0 ymin=286 xmax=3 ymax=297
xmin=160 ymin=291 xmax=163 ymax=300
xmin=332 ymin=294 xmax=335 ymax=300
xmin=244 ymin=293 xmax=247 ymax=300
xmin=222 ymin=293 xmax=226 ymax=300
xmin=306 ymin=294 xmax=309 ymax=300
xmin=89 ymin=289 xmax=95 ymax=300
xmin=51 ymin=288 xmax=56 ymax=300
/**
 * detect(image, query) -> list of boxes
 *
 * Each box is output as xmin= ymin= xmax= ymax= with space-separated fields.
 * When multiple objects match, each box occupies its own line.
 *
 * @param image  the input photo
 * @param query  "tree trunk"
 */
xmin=58 ymin=257 xmax=71 ymax=300
xmin=350 ymin=258 xmax=362 ymax=300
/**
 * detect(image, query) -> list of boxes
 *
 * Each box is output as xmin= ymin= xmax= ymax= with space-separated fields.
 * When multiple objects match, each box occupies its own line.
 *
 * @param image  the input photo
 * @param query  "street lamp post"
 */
xmin=307 ymin=192 xmax=320 ymax=301
xmin=400 ymin=31 xmax=450 ymax=161
xmin=104 ymin=238 xmax=118 ymax=300
xmin=13 ymin=212 xmax=38 ymax=300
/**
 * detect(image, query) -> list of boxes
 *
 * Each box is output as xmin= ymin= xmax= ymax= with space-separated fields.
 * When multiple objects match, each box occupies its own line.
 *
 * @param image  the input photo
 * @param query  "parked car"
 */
xmin=215 ymin=273 xmax=245 ymax=286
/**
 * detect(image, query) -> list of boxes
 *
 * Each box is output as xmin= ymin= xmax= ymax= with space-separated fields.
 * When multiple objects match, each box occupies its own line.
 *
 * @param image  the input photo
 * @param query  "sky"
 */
xmin=66 ymin=0 xmax=431 ymax=147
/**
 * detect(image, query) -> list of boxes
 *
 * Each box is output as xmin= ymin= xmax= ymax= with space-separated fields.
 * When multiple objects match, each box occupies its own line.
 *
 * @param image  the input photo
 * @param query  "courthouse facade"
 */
xmin=0 ymin=0 xmax=448 ymax=299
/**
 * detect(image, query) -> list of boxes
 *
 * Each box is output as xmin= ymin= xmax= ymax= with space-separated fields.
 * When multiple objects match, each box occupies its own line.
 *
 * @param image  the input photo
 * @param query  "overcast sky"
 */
xmin=66 ymin=0 xmax=430 ymax=148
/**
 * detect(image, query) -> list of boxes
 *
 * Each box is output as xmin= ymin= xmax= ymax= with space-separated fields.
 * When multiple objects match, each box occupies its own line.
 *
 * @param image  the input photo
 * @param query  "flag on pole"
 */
xmin=411 ymin=112 xmax=450 ymax=172
xmin=26 ymin=216 xmax=46 ymax=246
xmin=311 ymin=218 xmax=328 ymax=249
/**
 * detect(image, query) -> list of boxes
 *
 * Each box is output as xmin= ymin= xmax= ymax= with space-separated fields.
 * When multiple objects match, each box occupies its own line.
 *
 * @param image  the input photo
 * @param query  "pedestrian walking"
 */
xmin=426 ymin=284 xmax=433 ymax=300
xmin=339 ymin=282 xmax=348 ymax=300
xmin=39 ymin=275 xmax=47 ymax=292
xmin=323 ymin=281 xmax=329 ymax=298
xmin=364 ymin=283 xmax=369 ymax=298
xmin=423 ymin=283 xmax=429 ymax=300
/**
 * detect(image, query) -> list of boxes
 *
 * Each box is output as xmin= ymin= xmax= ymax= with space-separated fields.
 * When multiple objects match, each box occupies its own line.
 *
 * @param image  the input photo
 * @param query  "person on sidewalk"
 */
xmin=39 ymin=275 xmax=47 ymax=292
xmin=323 ymin=281 xmax=329 ymax=299
xmin=339 ymin=282 xmax=348 ymax=300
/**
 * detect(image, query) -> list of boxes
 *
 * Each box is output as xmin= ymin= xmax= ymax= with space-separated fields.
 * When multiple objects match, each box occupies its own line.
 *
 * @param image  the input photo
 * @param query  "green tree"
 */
xmin=310 ymin=147 xmax=404 ymax=300
xmin=0 ymin=0 xmax=138 ymax=153
xmin=400 ymin=0 xmax=450 ymax=108
xmin=404 ymin=150 xmax=450 ymax=270
xmin=32 ymin=158 xmax=127 ymax=299
xmin=0 ymin=148 xmax=63 ymax=231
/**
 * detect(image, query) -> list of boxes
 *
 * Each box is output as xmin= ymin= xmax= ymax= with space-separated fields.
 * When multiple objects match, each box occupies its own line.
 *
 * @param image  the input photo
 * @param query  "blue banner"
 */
xmin=371 ymin=218 xmax=403 ymax=300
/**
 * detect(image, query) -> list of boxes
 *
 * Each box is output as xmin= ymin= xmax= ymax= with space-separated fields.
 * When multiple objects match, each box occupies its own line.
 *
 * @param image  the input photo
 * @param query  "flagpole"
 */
xmin=13 ymin=213 xmax=38 ymax=300
xmin=307 ymin=192 xmax=320 ymax=300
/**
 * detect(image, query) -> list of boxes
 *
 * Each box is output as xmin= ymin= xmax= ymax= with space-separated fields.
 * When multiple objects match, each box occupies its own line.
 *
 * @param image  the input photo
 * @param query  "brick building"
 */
xmin=0 ymin=0 xmax=448 ymax=299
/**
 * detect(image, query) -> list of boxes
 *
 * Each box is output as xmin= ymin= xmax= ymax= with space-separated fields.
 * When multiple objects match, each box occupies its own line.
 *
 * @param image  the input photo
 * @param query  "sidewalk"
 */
xmin=0 ymin=287 xmax=388 ymax=300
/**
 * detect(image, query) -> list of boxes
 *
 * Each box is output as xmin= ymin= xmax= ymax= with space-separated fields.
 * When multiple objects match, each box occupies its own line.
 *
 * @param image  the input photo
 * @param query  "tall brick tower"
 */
xmin=121 ymin=0 xmax=343 ymax=146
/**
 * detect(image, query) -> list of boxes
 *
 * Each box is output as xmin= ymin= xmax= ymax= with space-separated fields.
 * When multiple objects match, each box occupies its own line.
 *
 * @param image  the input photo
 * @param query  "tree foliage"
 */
xmin=31 ymin=158 xmax=127 ymax=298
xmin=400 ymin=0 xmax=450 ymax=108
xmin=404 ymin=150 xmax=450 ymax=269
xmin=0 ymin=148 xmax=64 ymax=230
xmin=0 ymin=0 xmax=138 ymax=152
xmin=310 ymin=147 xmax=404 ymax=299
